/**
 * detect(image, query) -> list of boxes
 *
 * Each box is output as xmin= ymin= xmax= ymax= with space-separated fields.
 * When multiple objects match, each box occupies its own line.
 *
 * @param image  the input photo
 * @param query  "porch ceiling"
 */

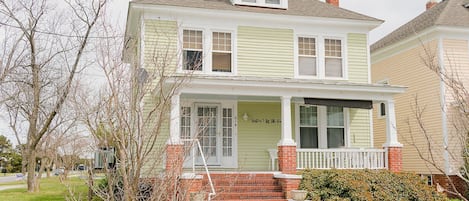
xmin=168 ymin=76 xmax=407 ymax=102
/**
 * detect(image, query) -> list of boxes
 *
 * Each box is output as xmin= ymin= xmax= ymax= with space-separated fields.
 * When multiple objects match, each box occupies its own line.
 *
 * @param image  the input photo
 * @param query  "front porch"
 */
xmin=163 ymin=76 xmax=405 ymax=200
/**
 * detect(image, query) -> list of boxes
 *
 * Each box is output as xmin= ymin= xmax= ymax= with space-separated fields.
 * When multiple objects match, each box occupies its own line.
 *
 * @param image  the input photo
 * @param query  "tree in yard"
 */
xmin=0 ymin=0 xmax=108 ymax=192
xmin=405 ymin=41 xmax=469 ymax=200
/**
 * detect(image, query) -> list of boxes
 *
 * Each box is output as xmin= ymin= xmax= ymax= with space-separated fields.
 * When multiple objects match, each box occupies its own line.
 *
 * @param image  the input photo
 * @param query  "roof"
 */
xmin=130 ymin=0 xmax=382 ymax=22
xmin=371 ymin=0 xmax=469 ymax=52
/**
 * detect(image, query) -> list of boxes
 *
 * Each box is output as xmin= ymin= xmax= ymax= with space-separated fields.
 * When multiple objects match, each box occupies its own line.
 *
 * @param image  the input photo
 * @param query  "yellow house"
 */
xmin=372 ymin=0 xmax=469 ymax=192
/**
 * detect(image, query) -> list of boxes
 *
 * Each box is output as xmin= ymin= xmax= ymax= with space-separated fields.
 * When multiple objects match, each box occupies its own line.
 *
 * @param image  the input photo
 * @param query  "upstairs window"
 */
xmin=298 ymin=37 xmax=317 ymax=76
xmin=233 ymin=0 xmax=288 ymax=9
xmin=183 ymin=30 xmax=203 ymax=71
xmin=212 ymin=32 xmax=232 ymax=72
xmin=325 ymin=39 xmax=343 ymax=78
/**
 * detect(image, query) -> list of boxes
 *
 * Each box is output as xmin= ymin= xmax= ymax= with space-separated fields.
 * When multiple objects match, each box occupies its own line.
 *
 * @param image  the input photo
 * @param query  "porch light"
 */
xmin=242 ymin=113 xmax=249 ymax=121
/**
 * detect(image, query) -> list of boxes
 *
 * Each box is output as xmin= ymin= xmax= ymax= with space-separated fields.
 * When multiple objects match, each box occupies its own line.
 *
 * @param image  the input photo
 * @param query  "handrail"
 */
xmin=181 ymin=139 xmax=216 ymax=201
xmin=297 ymin=148 xmax=386 ymax=170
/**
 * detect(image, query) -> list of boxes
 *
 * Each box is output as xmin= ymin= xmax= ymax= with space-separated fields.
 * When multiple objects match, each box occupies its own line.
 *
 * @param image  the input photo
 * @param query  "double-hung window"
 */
xmin=325 ymin=39 xmax=343 ymax=78
xmin=298 ymin=37 xmax=317 ymax=76
xmin=298 ymin=105 xmax=346 ymax=149
xmin=212 ymin=32 xmax=232 ymax=72
xmin=183 ymin=30 xmax=203 ymax=71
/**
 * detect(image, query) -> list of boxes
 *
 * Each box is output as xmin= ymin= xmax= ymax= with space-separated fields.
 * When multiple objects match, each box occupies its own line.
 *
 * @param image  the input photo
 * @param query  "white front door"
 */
xmin=182 ymin=102 xmax=237 ymax=168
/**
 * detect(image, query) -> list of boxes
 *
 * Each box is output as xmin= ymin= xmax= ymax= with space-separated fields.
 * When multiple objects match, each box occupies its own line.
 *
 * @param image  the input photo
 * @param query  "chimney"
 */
xmin=326 ymin=0 xmax=339 ymax=7
xmin=426 ymin=0 xmax=437 ymax=10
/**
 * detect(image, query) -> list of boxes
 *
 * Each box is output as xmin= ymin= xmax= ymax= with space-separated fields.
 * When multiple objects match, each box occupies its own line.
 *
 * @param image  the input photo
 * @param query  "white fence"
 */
xmin=297 ymin=148 xmax=386 ymax=170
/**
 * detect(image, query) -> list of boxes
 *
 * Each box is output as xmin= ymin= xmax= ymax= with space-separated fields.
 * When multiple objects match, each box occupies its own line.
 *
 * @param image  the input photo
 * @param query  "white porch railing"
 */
xmin=181 ymin=139 xmax=216 ymax=201
xmin=297 ymin=148 xmax=386 ymax=170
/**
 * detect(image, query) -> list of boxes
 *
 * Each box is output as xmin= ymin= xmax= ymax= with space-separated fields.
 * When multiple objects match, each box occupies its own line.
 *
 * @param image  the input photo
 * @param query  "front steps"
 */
xmin=201 ymin=173 xmax=286 ymax=201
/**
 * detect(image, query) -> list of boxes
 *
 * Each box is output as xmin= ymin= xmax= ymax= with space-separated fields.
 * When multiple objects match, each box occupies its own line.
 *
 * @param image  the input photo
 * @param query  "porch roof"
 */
xmin=168 ymin=76 xmax=406 ymax=102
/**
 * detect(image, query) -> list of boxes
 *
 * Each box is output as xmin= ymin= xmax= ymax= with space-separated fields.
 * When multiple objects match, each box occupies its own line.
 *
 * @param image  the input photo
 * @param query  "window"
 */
xmin=222 ymin=108 xmax=233 ymax=156
xmin=298 ymin=105 xmax=346 ymax=149
xmin=183 ymin=30 xmax=203 ymax=71
xmin=299 ymin=106 xmax=318 ymax=148
xmin=298 ymin=37 xmax=317 ymax=76
xmin=325 ymin=39 xmax=343 ymax=77
xmin=212 ymin=32 xmax=232 ymax=72
xmin=379 ymin=103 xmax=386 ymax=117
xmin=327 ymin=106 xmax=345 ymax=148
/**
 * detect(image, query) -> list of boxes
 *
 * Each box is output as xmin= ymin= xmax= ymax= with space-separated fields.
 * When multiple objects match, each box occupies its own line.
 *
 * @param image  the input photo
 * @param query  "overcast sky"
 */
xmin=0 ymin=0 xmax=436 ymax=144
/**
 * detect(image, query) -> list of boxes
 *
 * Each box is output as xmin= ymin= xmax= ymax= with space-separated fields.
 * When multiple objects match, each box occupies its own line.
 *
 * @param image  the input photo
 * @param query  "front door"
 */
xmin=181 ymin=102 xmax=237 ymax=168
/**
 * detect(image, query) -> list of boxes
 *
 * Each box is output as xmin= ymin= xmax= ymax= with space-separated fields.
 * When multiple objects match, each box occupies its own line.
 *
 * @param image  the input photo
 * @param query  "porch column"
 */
xmin=278 ymin=96 xmax=297 ymax=174
xmin=383 ymin=99 xmax=403 ymax=172
xmin=166 ymin=93 xmax=184 ymax=174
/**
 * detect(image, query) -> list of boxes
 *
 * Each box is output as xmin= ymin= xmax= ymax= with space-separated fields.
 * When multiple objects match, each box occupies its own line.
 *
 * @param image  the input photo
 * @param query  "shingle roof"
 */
xmin=130 ymin=0 xmax=381 ymax=22
xmin=371 ymin=0 xmax=469 ymax=52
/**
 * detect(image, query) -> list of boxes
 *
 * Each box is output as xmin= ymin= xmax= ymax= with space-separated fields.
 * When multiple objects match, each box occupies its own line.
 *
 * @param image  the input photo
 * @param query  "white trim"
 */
xmin=369 ymin=109 xmax=374 ymax=148
xmin=278 ymin=96 xmax=296 ymax=146
xmin=438 ymin=37 xmax=450 ymax=174
xmin=366 ymin=33 xmax=371 ymax=84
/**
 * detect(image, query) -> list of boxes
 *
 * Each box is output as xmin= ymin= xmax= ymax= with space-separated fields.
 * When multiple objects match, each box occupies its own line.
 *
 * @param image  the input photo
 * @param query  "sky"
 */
xmin=0 ymin=0 xmax=436 ymax=145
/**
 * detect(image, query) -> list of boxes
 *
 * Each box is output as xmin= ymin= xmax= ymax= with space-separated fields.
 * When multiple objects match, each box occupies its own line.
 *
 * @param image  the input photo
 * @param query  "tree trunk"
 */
xmin=27 ymin=149 xmax=38 ymax=192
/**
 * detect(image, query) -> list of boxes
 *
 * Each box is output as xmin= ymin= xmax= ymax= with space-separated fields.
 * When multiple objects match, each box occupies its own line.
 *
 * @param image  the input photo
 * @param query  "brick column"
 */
xmin=387 ymin=147 xmax=402 ymax=172
xmin=179 ymin=174 xmax=203 ymax=201
xmin=278 ymin=146 xmax=297 ymax=174
xmin=166 ymin=144 xmax=184 ymax=174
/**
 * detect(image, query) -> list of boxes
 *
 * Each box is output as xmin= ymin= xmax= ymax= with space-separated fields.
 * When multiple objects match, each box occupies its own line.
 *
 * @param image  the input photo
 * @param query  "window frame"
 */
xmin=295 ymin=104 xmax=349 ymax=149
xmin=210 ymin=30 xmax=234 ymax=74
xmin=179 ymin=27 xmax=236 ymax=75
xmin=294 ymin=35 xmax=347 ymax=80
xmin=233 ymin=0 xmax=288 ymax=9
xmin=297 ymin=36 xmax=319 ymax=79
xmin=324 ymin=37 xmax=345 ymax=79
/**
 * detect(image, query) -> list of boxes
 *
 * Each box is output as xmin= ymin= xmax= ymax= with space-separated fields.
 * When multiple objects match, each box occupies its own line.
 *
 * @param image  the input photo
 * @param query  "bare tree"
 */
xmin=70 ymin=18 xmax=203 ymax=199
xmin=0 ymin=0 xmax=107 ymax=192
xmin=404 ymin=41 xmax=469 ymax=200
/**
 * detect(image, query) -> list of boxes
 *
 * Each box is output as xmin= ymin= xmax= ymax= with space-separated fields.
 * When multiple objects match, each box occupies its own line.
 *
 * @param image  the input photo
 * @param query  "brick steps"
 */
xmin=201 ymin=173 xmax=286 ymax=201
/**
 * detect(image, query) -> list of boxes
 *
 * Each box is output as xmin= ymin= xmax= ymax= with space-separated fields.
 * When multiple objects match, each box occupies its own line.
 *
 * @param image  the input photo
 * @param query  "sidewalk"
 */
xmin=0 ymin=184 xmax=26 ymax=191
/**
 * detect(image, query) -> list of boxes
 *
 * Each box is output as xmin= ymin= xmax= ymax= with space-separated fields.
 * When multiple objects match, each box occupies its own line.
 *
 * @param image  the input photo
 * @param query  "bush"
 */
xmin=299 ymin=169 xmax=448 ymax=201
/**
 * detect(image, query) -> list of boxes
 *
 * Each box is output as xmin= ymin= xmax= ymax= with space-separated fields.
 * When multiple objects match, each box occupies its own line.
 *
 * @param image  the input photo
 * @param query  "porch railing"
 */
xmin=297 ymin=148 xmax=386 ymax=170
xmin=181 ymin=139 xmax=216 ymax=201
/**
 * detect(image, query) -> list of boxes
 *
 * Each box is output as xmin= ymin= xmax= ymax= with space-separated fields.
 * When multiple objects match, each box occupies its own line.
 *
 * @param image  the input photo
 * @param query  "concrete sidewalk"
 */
xmin=0 ymin=184 xmax=26 ymax=191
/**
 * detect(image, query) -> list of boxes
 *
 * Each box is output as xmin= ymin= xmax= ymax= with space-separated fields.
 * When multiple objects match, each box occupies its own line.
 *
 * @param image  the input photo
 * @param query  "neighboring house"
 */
xmin=125 ymin=0 xmax=405 ymax=200
xmin=371 ymin=0 xmax=469 ymax=194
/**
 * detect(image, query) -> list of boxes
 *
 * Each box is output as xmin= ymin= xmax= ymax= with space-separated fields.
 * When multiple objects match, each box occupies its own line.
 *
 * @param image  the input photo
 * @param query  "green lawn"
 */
xmin=0 ymin=177 xmax=89 ymax=201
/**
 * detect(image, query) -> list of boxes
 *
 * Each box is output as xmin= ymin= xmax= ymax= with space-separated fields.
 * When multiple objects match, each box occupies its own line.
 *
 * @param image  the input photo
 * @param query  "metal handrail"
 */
xmin=181 ymin=139 xmax=216 ymax=201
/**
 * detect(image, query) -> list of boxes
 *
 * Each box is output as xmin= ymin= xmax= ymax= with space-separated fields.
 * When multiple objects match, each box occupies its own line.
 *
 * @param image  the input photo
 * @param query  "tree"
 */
xmin=0 ymin=135 xmax=12 ymax=153
xmin=0 ymin=0 xmax=108 ymax=192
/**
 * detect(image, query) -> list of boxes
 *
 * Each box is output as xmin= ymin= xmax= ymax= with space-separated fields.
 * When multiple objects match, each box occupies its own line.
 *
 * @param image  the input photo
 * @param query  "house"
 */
xmin=125 ymin=0 xmax=405 ymax=200
xmin=371 ymin=0 xmax=469 ymax=195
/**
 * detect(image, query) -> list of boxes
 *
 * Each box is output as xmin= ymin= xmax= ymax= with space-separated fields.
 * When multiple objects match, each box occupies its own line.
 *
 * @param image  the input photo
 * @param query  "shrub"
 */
xmin=299 ymin=169 xmax=448 ymax=201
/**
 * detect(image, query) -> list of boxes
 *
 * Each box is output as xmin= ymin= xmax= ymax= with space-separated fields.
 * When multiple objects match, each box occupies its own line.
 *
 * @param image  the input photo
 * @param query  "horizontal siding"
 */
xmin=348 ymin=33 xmax=369 ymax=84
xmin=372 ymin=40 xmax=443 ymax=174
xmin=442 ymin=39 xmax=469 ymax=174
xmin=238 ymin=102 xmax=283 ymax=171
xmin=144 ymin=20 xmax=178 ymax=73
xmin=237 ymin=26 xmax=294 ymax=78
xmin=349 ymin=108 xmax=371 ymax=148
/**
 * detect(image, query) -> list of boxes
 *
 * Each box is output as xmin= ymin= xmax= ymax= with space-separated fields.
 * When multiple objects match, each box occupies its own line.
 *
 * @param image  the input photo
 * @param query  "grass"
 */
xmin=0 ymin=176 xmax=89 ymax=201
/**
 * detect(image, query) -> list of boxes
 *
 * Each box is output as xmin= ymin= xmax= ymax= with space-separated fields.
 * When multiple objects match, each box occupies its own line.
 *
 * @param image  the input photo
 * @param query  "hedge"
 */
xmin=299 ymin=169 xmax=448 ymax=201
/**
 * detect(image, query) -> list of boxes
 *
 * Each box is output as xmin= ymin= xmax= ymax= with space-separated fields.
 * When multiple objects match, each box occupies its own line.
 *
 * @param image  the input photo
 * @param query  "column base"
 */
xmin=278 ymin=145 xmax=297 ymax=174
xmin=386 ymin=146 xmax=402 ymax=173
xmin=275 ymin=174 xmax=302 ymax=199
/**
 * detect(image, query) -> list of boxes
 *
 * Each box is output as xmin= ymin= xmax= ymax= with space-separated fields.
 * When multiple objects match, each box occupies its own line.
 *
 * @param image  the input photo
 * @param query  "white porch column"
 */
xmin=383 ymin=100 xmax=403 ymax=147
xmin=168 ymin=93 xmax=182 ymax=145
xmin=278 ymin=96 xmax=296 ymax=146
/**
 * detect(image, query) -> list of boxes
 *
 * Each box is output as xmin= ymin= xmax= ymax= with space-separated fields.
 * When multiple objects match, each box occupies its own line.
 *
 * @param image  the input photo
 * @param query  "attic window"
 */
xmin=232 ymin=0 xmax=288 ymax=9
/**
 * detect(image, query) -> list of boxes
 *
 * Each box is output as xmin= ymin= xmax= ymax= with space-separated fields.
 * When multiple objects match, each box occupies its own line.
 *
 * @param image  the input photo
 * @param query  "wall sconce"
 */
xmin=242 ymin=113 xmax=249 ymax=121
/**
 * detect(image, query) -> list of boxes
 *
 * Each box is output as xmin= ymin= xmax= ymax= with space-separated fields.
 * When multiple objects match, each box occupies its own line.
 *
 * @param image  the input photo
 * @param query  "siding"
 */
xmin=442 ymin=39 xmax=469 ymax=174
xmin=237 ymin=102 xmax=287 ymax=171
xmin=348 ymin=33 xmax=369 ymax=84
xmin=143 ymin=20 xmax=178 ymax=73
xmin=372 ymin=40 xmax=443 ymax=174
xmin=237 ymin=26 xmax=294 ymax=78
xmin=349 ymin=109 xmax=371 ymax=148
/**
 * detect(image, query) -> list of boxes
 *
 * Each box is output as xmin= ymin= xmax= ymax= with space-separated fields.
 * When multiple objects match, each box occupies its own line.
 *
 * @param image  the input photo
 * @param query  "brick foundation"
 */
xmin=278 ymin=145 xmax=297 ymax=174
xmin=278 ymin=177 xmax=301 ymax=199
xmin=165 ymin=144 xmax=184 ymax=174
xmin=179 ymin=176 xmax=203 ymax=201
xmin=433 ymin=174 xmax=468 ymax=199
xmin=387 ymin=146 xmax=402 ymax=172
